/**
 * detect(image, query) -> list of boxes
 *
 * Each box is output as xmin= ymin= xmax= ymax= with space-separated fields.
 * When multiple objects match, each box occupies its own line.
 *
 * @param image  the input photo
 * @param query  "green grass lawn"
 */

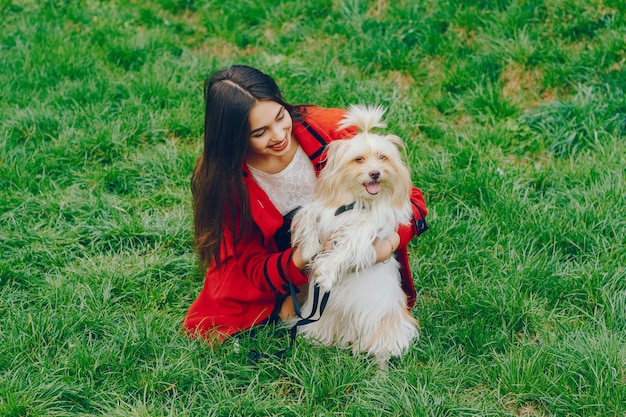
xmin=1 ymin=0 xmax=625 ymax=415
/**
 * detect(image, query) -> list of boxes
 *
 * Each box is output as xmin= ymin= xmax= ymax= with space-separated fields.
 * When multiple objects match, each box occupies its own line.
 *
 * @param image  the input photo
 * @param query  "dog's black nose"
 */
xmin=369 ymin=170 xmax=380 ymax=180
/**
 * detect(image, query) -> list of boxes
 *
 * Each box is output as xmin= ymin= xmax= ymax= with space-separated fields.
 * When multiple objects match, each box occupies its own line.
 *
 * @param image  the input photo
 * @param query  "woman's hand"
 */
xmin=374 ymin=233 xmax=400 ymax=264
xmin=291 ymin=234 xmax=335 ymax=271
xmin=278 ymin=296 xmax=296 ymax=320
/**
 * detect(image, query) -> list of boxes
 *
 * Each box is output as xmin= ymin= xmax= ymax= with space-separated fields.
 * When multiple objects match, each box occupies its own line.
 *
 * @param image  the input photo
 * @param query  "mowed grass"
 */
xmin=1 ymin=0 xmax=625 ymax=416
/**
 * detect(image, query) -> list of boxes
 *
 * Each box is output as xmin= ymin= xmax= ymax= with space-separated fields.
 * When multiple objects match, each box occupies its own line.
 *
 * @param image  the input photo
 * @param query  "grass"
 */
xmin=1 ymin=0 xmax=625 ymax=415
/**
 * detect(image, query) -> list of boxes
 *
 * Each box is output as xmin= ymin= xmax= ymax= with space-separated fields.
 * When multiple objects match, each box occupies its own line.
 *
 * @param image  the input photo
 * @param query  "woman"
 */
xmin=184 ymin=65 xmax=428 ymax=341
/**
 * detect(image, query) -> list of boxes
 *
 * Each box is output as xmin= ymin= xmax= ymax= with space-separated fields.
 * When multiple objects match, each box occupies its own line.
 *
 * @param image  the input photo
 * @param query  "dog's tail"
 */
xmin=338 ymin=104 xmax=386 ymax=133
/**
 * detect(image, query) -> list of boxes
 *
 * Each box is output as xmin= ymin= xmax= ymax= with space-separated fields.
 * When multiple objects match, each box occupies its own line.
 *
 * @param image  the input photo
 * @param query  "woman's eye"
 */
xmin=252 ymin=130 xmax=266 ymax=138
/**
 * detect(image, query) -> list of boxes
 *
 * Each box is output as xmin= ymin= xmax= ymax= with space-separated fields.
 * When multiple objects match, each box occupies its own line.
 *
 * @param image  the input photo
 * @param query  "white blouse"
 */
xmin=248 ymin=145 xmax=317 ymax=215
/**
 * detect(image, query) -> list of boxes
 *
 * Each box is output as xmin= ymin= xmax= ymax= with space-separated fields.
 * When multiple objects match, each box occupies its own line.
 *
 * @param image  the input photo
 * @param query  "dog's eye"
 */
xmin=355 ymin=156 xmax=365 ymax=163
xmin=378 ymin=154 xmax=387 ymax=160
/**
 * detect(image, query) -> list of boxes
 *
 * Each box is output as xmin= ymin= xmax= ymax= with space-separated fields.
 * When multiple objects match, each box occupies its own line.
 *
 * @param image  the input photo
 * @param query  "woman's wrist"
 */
xmin=291 ymin=246 xmax=306 ymax=270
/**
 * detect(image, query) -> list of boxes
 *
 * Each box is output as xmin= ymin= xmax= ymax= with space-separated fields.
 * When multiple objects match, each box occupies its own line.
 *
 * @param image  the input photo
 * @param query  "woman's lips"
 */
xmin=269 ymin=137 xmax=288 ymax=151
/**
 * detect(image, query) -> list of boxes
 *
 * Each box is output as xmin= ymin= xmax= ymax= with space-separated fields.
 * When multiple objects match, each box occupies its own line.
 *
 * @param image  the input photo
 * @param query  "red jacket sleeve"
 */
xmin=398 ymin=186 xmax=429 ymax=247
xmin=221 ymin=225 xmax=308 ymax=296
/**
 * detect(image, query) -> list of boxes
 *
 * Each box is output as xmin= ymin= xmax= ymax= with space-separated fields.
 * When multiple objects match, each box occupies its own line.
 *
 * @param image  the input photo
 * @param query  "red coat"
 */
xmin=183 ymin=106 xmax=428 ymax=340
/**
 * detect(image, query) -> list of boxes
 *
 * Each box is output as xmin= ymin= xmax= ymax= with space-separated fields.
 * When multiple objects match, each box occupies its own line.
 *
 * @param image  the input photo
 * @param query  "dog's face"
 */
xmin=315 ymin=132 xmax=412 ymax=209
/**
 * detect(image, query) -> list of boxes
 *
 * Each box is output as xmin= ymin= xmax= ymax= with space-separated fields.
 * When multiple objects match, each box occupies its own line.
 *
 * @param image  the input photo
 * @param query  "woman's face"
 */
xmin=247 ymin=100 xmax=293 ymax=159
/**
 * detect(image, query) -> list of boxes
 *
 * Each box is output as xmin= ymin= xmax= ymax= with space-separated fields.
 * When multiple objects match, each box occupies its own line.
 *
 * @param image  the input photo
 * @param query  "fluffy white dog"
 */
xmin=290 ymin=105 xmax=419 ymax=366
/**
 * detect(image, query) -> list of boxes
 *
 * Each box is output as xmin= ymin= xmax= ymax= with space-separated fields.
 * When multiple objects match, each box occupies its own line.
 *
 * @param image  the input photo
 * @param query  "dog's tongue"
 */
xmin=365 ymin=181 xmax=380 ymax=195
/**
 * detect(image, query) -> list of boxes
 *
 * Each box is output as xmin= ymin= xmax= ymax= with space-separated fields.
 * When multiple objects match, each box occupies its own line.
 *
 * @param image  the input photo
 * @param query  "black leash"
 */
xmin=247 ymin=282 xmax=329 ymax=361
xmin=248 ymin=201 xmax=360 ymax=362
xmin=248 ymin=246 xmax=330 ymax=361
xmin=287 ymin=280 xmax=330 ymax=341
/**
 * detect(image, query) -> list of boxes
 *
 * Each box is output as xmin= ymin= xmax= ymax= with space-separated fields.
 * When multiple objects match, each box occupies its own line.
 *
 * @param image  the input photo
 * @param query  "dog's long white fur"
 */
xmin=290 ymin=105 xmax=419 ymax=365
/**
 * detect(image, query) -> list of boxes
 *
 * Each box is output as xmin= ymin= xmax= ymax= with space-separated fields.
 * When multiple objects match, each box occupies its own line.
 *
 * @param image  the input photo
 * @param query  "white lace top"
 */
xmin=248 ymin=145 xmax=317 ymax=215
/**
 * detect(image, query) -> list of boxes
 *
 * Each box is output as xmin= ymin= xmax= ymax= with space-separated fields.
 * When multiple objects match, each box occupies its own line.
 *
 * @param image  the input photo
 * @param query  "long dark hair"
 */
xmin=192 ymin=65 xmax=299 ymax=268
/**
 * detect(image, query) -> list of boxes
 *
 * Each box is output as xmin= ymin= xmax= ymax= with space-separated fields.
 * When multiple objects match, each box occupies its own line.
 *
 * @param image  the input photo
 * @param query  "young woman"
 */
xmin=183 ymin=65 xmax=428 ymax=341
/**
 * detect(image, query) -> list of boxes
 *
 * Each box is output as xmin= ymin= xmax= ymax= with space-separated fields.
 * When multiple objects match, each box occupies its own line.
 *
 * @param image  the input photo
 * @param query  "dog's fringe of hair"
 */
xmin=338 ymin=104 xmax=387 ymax=133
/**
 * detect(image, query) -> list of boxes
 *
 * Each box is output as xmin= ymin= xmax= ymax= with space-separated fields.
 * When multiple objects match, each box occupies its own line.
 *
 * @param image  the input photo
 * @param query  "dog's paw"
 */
xmin=312 ymin=270 xmax=336 ymax=292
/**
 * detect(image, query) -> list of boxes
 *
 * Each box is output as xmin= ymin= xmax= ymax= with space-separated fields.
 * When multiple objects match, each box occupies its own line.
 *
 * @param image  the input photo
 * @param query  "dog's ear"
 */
xmin=383 ymin=134 xmax=406 ymax=150
xmin=318 ymin=139 xmax=347 ymax=168
xmin=390 ymin=161 xmax=413 ymax=210
xmin=314 ymin=140 xmax=356 ymax=206
xmin=383 ymin=137 xmax=412 ymax=210
xmin=319 ymin=140 xmax=345 ymax=171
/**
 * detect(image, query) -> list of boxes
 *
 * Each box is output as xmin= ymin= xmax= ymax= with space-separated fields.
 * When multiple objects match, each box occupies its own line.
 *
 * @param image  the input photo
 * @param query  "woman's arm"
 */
xmin=224 ymin=226 xmax=308 ymax=296
xmin=398 ymin=186 xmax=429 ymax=248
